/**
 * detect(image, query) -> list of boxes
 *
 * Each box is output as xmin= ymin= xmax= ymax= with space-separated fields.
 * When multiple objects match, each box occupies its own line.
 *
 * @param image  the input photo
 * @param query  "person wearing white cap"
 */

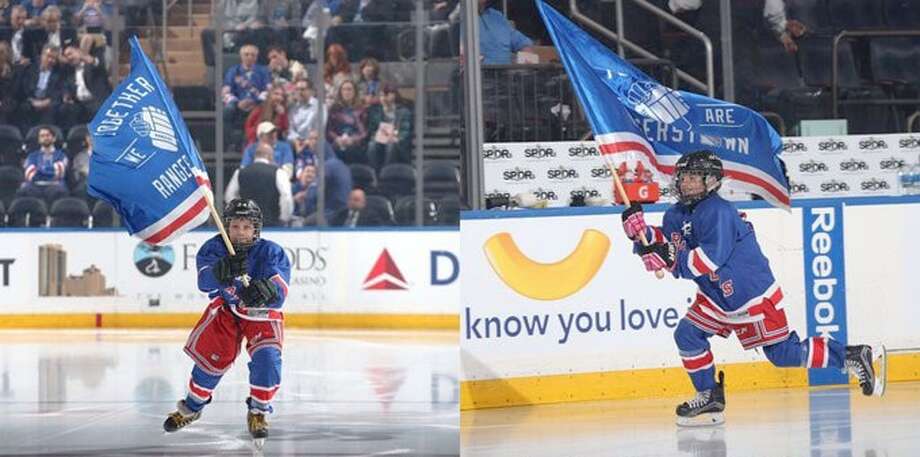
xmin=241 ymin=121 xmax=294 ymax=177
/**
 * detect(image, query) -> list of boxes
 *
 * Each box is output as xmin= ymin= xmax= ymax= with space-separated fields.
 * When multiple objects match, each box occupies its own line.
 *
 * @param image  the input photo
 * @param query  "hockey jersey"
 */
xmin=23 ymin=149 xmax=67 ymax=185
xmin=196 ymin=235 xmax=291 ymax=321
xmin=647 ymin=194 xmax=781 ymax=324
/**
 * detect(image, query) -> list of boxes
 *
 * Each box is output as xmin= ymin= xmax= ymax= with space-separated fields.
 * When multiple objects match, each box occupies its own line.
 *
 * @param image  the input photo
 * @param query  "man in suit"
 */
xmin=16 ymin=44 xmax=65 ymax=131
xmin=57 ymin=44 xmax=110 ymax=131
xmin=22 ymin=6 xmax=77 ymax=62
xmin=330 ymin=187 xmax=389 ymax=227
xmin=0 ymin=5 xmax=31 ymax=65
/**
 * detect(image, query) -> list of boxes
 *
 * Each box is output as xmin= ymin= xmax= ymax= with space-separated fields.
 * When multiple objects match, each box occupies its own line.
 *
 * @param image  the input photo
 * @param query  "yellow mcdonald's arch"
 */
xmin=483 ymin=229 xmax=610 ymax=301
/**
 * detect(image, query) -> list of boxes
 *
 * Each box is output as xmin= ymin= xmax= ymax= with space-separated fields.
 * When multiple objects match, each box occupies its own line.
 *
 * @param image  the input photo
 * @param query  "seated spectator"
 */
xmin=288 ymin=79 xmax=324 ymax=155
xmin=23 ymin=6 xmax=77 ymax=62
xmin=300 ymin=140 xmax=352 ymax=223
xmin=0 ymin=41 xmax=16 ymax=125
xmin=429 ymin=0 xmax=458 ymax=22
xmin=323 ymin=43 xmax=352 ymax=106
xmin=326 ymin=79 xmax=367 ymax=164
xmin=240 ymin=121 xmax=294 ymax=177
xmin=221 ymin=43 xmax=271 ymax=128
xmin=22 ymin=0 xmax=56 ymax=27
xmin=0 ymin=5 xmax=29 ymax=65
xmin=222 ymin=0 xmax=264 ymax=50
xmin=0 ymin=1 xmax=13 ymax=28
xmin=225 ymin=143 xmax=293 ymax=227
xmin=72 ymin=0 xmax=108 ymax=57
xmin=266 ymin=45 xmax=306 ymax=87
xmin=16 ymin=45 xmax=64 ymax=131
xmin=68 ymin=132 xmax=90 ymax=197
xmin=330 ymin=187 xmax=389 ymax=227
xmin=366 ymin=82 xmax=412 ymax=171
xmin=244 ymin=85 xmax=289 ymax=146
xmin=292 ymin=129 xmax=319 ymax=215
xmin=17 ymin=125 xmax=68 ymax=203
xmin=466 ymin=0 xmax=534 ymax=65
xmin=266 ymin=1 xmax=296 ymax=29
xmin=58 ymin=43 xmax=110 ymax=131
xmin=356 ymin=57 xmax=381 ymax=106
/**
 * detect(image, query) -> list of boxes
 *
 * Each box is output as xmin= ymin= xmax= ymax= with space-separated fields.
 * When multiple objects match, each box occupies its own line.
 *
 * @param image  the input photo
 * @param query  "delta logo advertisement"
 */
xmin=362 ymin=248 xmax=459 ymax=291
xmin=363 ymin=249 xmax=410 ymax=290
xmin=483 ymin=229 xmax=610 ymax=300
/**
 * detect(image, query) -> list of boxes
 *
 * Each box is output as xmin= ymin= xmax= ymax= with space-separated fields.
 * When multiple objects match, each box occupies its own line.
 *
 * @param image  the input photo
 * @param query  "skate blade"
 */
xmin=676 ymin=412 xmax=724 ymax=427
xmin=873 ymin=344 xmax=887 ymax=397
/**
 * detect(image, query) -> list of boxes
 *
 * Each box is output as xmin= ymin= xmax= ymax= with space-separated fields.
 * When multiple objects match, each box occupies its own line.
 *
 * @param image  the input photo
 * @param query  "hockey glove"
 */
xmin=620 ymin=202 xmax=647 ymax=241
xmin=637 ymin=241 xmax=675 ymax=272
xmin=213 ymin=253 xmax=248 ymax=284
xmin=240 ymin=278 xmax=278 ymax=308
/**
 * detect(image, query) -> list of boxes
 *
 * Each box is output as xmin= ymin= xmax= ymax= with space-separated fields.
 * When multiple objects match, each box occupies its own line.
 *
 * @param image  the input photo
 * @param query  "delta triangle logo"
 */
xmin=363 ymin=248 xmax=409 ymax=291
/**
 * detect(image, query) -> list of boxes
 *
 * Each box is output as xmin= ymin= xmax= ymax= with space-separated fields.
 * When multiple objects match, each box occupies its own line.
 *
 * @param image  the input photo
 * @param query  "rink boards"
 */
xmin=0 ymin=228 xmax=459 ymax=330
xmin=460 ymin=195 xmax=920 ymax=409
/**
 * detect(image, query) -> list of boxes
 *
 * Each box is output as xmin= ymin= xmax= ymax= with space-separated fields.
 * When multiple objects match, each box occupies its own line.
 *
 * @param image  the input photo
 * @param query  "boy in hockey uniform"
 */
xmin=621 ymin=150 xmax=885 ymax=426
xmin=163 ymin=199 xmax=291 ymax=443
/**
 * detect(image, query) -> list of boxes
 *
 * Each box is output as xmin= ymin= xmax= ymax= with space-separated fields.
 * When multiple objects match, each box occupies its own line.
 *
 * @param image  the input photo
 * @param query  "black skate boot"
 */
xmin=676 ymin=371 xmax=725 ymax=427
xmin=163 ymin=400 xmax=202 ymax=432
xmin=247 ymin=397 xmax=269 ymax=450
xmin=845 ymin=345 xmax=886 ymax=396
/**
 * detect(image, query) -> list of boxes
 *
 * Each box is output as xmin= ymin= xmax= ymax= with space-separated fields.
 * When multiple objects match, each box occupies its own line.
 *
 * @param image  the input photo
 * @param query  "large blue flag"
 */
xmin=89 ymin=37 xmax=213 ymax=244
xmin=536 ymin=1 xmax=789 ymax=209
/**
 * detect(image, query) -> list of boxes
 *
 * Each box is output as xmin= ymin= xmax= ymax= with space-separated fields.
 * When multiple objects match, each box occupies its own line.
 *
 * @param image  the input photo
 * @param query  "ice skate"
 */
xmin=676 ymin=371 xmax=725 ymax=427
xmin=247 ymin=409 xmax=269 ymax=450
xmin=845 ymin=344 xmax=886 ymax=397
xmin=162 ymin=400 xmax=202 ymax=432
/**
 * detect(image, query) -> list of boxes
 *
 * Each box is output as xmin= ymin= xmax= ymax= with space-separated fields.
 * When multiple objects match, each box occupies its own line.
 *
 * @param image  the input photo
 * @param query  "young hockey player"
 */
xmin=163 ymin=198 xmax=291 ymax=447
xmin=621 ymin=150 xmax=885 ymax=426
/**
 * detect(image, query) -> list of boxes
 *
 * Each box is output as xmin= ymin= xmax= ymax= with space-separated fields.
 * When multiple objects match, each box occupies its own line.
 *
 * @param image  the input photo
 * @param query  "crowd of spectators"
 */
xmin=0 ymin=1 xmax=463 ymax=228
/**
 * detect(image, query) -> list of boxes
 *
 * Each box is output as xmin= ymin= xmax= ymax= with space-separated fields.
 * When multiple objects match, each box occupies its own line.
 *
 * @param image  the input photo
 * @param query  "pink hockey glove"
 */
xmin=620 ymin=202 xmax=647 ymax=241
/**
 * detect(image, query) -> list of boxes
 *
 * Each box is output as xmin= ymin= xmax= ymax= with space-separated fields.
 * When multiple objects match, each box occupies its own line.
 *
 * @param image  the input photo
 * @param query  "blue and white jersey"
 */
xmin=655 ymin=194 xmax=781 ymax=323
xmin=196 ymin=235 xmax=291 ymax=321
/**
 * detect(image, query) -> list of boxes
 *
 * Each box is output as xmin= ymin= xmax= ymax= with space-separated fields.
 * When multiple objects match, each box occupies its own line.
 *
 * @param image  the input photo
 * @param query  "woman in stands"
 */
xmin=244 ymin=85 xmax=289 ymax=146
xmin=326 ymin=79 xmax=367 ymax=165
xmin=356 ymin=57 xmax=382 ymax=106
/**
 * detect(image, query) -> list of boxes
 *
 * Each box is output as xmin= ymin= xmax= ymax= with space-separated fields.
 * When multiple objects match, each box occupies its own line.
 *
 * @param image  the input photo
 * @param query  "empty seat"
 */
xmin=393 ymin=195 xmax=437 ymax=226
xmin=172 ymin=85 xmax=214 ymax=111
xmin=0 ymin=165 xmax=23 ymax=207
xmin=65 ymin=125 xmax=89 ymax=159
xmin=349 ymin=163 xmax=378 ymax=192
xmin=91 ymin=200 xmax=119 ymax=227
xmin=50 ymin=197 xmax=91 ymax=227
xmin=423 ymin=163 xmax=460 ymax=197
xmin=364 ymin=194 xmax=395 ymax=225
xmin=7 ymin=196 xmax=48 ymax=227
xmin=0 ymin=124 xmax=23 ymax=166
xmin=870 ymin=37 xmax=920 ymax=89
xmin=799 ymin=37 xmax=863 ymax=89
xmin=24 ymin=125 xmax=65 ymax=151
xmin=378 ymin=163 xmax=416 ymax=199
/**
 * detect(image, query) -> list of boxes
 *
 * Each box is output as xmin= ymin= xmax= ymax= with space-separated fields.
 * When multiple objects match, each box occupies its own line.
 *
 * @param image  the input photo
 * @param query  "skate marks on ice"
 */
xmin=461 ymin=382 xmax=920 ymax=456
xmin=0 ymin=329 xmax=459 ymax=457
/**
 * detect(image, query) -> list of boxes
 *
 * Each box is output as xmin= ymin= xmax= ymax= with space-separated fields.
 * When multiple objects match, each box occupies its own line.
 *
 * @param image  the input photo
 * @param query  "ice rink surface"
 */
xmin=0 ymin=329 xmax=459 ymax=456
xmin=462 ymin=381 xmax=920 ymax=457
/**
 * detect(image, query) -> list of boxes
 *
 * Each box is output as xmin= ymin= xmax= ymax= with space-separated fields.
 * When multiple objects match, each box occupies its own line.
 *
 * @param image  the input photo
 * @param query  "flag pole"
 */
xmin=603 ymin=155 xmax=665 ymax=279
